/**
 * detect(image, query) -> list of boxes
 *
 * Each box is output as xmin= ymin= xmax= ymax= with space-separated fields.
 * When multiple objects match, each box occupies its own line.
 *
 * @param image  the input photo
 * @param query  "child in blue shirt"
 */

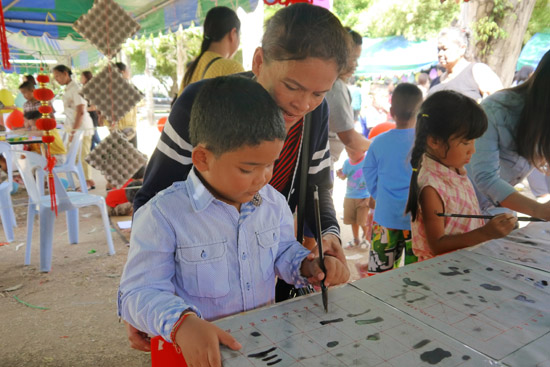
xmin=337 ymin=146 xmax=370 ymax=248
xmin=363 ymin=83 xmax=423 ymax=272
xmin=119 ymin=76 xmax=348 ymax=366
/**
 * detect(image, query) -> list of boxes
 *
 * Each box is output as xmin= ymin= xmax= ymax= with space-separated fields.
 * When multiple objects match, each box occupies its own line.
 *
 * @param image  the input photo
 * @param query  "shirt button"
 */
xmin=241 ymin=253 xmax=247 ymax=260
xmin=201 ymin=250 xmax=207 ymax=259
xmin=246 ymin=282 xmax=251 ymax=291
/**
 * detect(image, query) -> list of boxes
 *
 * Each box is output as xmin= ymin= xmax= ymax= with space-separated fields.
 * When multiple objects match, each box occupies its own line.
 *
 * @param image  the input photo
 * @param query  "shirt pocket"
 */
xmin=255 ymin=227 xmax=280 ymax=280
xmin=177 ymin=240 xmax=230 ymax=299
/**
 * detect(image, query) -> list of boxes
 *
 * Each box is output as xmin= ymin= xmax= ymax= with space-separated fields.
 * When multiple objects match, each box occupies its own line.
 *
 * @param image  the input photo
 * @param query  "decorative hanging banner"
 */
xmin=0 ymin=0 xmax=12 ymax=69
xmin=34 ymin=69 xmax=58 ymax=215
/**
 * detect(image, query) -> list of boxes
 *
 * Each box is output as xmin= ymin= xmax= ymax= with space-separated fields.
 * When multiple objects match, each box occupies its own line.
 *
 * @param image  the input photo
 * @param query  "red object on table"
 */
xmin=151 ymin=336 xmax=188 ymax=367
xmin=6 ymin=109 xmax=24 ymax=129
xmin=367 ymin=121 xmax=396 ymax=139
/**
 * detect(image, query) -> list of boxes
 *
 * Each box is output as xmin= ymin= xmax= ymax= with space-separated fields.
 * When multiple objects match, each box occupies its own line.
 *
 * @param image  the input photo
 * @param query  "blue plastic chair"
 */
xmin=13 ymin=151 xmax=115 ymax=272
xmin=0 ymin=142 xmax=16 ymax=242
xmin=53 ymin=129 xmax=88 ymax=193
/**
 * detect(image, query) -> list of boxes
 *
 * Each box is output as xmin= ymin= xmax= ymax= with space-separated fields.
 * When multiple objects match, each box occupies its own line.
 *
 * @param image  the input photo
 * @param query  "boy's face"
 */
xmin=194 ymin=140 xmax=284 ymax=209
xmin=20 ymin=88 xmax=34 ymax=101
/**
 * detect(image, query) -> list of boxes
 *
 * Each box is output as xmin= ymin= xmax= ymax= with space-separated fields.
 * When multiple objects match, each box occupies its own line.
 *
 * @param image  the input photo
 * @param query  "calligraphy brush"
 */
xmin=313 ymin=185 xmax=328 ymax=313
xmin=436 ymin=213 xmax=546 ymax=222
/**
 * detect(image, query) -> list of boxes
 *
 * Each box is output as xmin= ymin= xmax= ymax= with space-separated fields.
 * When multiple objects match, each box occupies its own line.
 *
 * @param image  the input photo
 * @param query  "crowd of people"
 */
xmin=0 ymin=3 xmax=548 ymax=365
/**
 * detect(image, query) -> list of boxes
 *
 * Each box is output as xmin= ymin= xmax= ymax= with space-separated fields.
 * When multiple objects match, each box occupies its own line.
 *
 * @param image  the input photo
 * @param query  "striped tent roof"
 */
xmin=2 ymin=0 xmax=259 ymax=72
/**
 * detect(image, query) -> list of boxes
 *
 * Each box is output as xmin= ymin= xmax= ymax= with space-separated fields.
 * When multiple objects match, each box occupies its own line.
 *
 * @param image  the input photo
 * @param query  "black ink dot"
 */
xmin=486 ymin=267 xmax=493 ymax=271
xmin=251 ymin=331 xmax=261 ymax=337
xmin=462 ymin=355 xmax=471 ymax=360
xmin=327 ymin=341 xmax=339 ymax=348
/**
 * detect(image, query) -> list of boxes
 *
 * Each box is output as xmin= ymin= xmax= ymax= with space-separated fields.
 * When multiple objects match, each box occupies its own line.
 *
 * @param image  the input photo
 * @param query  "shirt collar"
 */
xmin=186 ymin=167 xmax=267 ymax=212
xmin=186 ymin=168 xmax=215 ymax=212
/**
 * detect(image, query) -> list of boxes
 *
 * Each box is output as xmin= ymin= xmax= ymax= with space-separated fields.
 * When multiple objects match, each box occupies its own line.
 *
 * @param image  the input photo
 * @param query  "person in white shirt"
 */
xmin=53 ymin=64 xmax=95 ymax=190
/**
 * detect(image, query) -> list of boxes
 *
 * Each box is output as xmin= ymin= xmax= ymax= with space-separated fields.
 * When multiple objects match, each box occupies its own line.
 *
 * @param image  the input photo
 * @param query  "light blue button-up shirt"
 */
xmin=119 ymin=169 xmax=310 ymax=342
xmin=467 ymin=89 xmax=533 ymax=210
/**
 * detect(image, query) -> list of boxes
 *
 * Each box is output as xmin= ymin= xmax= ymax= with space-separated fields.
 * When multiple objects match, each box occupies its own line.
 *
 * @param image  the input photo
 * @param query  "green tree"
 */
xmin=332 ymin=0 xmax=370 ymax=30
xmin=525 ymin=0 xmax=550 ymax=43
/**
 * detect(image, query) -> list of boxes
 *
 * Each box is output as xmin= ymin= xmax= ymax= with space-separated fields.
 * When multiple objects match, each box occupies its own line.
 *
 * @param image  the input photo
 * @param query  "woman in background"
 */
xmin=178 ymin=6 xmax=243 ymax=94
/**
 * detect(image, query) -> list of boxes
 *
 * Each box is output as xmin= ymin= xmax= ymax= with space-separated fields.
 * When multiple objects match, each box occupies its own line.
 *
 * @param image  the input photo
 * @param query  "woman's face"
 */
xmin=340 ymin=44 xmax=362 ymax=81
xmin=253 ymin=49 xmax=338 ymax=130
xmin=53 ymin=70 xmax=70 ymax=86
xmin=437 ymin=37 xmax=465 ymax=71
xmin=80 ymin=74 xmax=88 ymax=85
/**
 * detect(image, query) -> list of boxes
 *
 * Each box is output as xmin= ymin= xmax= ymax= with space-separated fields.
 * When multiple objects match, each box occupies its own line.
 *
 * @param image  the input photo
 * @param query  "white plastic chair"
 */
xmin=0 ymin=142 xmax=16 ymax=242
xmin=14 ymin=151 xmax=115 ymax=272
xmin=53 ymin=129 xmax=88 ymax=193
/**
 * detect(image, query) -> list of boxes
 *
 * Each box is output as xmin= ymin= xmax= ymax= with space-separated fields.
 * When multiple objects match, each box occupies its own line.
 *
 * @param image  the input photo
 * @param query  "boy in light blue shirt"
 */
xmin=363 ymin=83 xmax=423 ymax=272
xmin=119 ymin=76 xmax=348 ymax=366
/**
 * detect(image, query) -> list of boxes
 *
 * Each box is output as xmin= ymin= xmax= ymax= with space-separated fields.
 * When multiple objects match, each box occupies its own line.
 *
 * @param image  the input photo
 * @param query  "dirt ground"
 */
xmin=0 ymin=135 xmax=368 ymax=366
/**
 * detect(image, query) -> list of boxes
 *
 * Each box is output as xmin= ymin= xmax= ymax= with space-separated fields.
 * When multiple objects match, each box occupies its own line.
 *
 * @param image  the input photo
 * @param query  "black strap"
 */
xmin=296 ymin=113 xmax=312 ymax=244
xmin=201 ymin=57 xmax=222 ymax=79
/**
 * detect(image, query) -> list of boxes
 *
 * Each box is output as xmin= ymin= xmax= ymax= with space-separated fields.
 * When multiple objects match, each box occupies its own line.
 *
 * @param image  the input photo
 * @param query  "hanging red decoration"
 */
xmin=0 ymin=0 xmax=11 ymax=70
xmin=36 ymin=66 xmax=58 ymax=215
xmin=263 ymin=0 xmax=311 ymax=6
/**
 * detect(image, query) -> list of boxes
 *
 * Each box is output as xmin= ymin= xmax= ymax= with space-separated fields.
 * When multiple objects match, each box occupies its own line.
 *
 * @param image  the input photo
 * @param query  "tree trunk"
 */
xmin=460 ymin=0 xmax=537 ymax=87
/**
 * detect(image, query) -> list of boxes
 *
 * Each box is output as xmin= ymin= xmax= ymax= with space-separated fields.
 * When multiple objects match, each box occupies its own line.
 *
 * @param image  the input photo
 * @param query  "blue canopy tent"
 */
xmin=516 ymin=32 xmax=550 ymax=71
xmin=355 ymin=36 xmax=438 ymax=76
xmin=1 ymin=0 xmax=259 ymax=72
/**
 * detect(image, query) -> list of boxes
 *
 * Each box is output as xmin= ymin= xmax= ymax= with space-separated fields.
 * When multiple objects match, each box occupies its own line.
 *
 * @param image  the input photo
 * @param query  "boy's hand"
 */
xmin=301 ymin=255 xmax=350 ymax=287
xmin=125 ymin=321 xmax=151 ymax=352
xmin=482 ymin=213 xmax=516 ymax=240
xmin=176 ymin=314 xmax=242 ymax=367
xmin=336 ymin=169 xmax=345 ymax=180
xmin=315 ymin=234 xmax=347 ymax=266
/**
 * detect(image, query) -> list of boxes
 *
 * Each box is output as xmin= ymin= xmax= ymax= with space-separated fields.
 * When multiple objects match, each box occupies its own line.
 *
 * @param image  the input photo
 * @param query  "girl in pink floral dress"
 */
xmin=405 ymin=90 xmax=516 ymax=261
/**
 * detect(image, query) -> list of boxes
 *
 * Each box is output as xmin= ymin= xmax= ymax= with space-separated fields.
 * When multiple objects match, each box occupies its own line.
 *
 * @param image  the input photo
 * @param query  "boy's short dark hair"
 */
xmin=19 ymin=81 xmax=35 ymax=91
xmin=391 ymin=83 xmax=423 ymax=123
xmin=115 ymin=62 xmax=127 ymax=72
xmin=189 ymin=76 xmax=286 ymax=157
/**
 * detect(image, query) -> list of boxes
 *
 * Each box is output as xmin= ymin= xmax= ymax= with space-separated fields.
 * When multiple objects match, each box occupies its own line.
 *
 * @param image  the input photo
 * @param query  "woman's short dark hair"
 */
xmin=81 ymin=71 xmax=93 ymax=83
xmin=53 ymin=64 xmax=72 ymax=76
xmin=261 ymin=3 xmax=350 ymax=74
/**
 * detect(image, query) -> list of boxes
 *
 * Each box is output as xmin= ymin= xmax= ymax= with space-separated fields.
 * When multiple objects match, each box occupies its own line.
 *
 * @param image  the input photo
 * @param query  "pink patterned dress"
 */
xmin=412 ymin=154 xmax=484 ymax=261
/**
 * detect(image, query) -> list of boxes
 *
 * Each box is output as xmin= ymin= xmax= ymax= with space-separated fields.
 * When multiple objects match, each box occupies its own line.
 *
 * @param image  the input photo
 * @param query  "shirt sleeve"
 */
xmin=273 ymin=197 xmax=311 ymax=287
xmin=363 ymin=144 xmax=378 ymax=200
xmin=306 ymin=101 xmax=340 ymax=239
xmin=326 ymin=80 xmax=355 ymax=134
xmin=119 ymin=200 xmax=201 ymax=342
xmin=134 ymin=82 xmax=203 ymax=211
xmin=469 ymin=100 xmax=516 ymax=205
xmin=72 ymin=89 xmax=87 ymax=108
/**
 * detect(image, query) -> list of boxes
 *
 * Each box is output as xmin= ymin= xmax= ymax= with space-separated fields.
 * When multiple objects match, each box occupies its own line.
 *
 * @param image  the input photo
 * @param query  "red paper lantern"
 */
xmin=5 ymin=109 xmax=24 ymax=129
xmin=157 ymin=116 xmax=167 ymax=132
xmin=36 ymin=74 xmax=50 ymax=83
xmin=34 ymin=88 xmax=55 ymax=101
xmin=42 ymin=135 xmax=55 ymax=144
xmin=36 ymin=117 xmax=57 ymax=131
xmin=38 ymin=105 xmax=53 ymax=114
xmin=35 ymin=67 xmax=59 ymax=215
